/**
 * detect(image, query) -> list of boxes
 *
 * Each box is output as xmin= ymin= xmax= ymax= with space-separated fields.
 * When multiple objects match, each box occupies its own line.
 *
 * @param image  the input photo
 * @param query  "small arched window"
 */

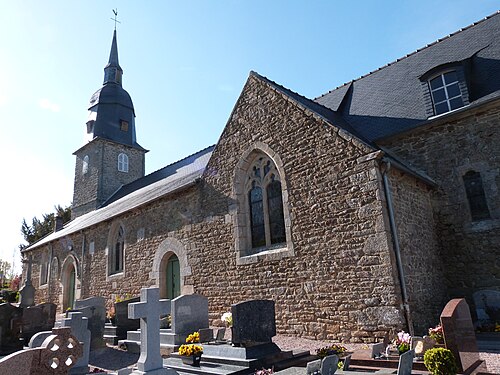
xmin=111 ymin=226 xmax=125 ymax=274
xmin=246 ymin=156 xmax=286 ymax=250
xmin=40 ymin=252 xmax=49 ymax=285
xmin=118 ymin=153 xmax=129 ymax=172
xmin=463 ymin=171 xmax=490 ymax=221
xmin=82 ymin=155 xmax=89 ymax=175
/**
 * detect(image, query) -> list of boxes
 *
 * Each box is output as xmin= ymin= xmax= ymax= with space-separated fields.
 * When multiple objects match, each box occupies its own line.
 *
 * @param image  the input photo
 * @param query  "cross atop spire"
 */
xmin=111 ymin=9 xmax=120 ymax=31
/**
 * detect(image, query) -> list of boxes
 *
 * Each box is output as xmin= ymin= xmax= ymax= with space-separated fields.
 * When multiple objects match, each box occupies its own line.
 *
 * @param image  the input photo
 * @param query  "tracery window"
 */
xmin=246 ymin=156 xmax=286 ymax=249
xmin=463 ymin=171 xmax=490 ymax=221
xmin=110 ymin=226 xmax=125 ymax=274
xmin=118 ymin=153 xmax=129 ymax=172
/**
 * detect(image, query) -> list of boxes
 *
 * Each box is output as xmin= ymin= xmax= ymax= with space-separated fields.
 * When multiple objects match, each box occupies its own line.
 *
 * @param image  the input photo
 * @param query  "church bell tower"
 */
xmin=72 ymin=29 xmax=147 ymax=219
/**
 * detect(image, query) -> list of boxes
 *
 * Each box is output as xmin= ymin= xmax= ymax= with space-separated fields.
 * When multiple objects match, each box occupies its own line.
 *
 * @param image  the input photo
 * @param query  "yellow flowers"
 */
xmin=179 ymin=344 xmax=203 ymax=356
xmin=179 ymin=332 xmax=203 ymax=357
xmin=186 ymin=332 xmax=200 ymax=343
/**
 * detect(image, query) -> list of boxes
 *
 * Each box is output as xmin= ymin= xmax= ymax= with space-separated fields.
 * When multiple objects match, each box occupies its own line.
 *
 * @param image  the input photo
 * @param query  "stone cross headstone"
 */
xmin=0 ymin=327 xmax=83 ymax=375
xmin=171 ymin=294 xmax=209 ymax=335
xmin=19 ymin=256 xmax=35 ymax=308
xmin=320 ymin=355 xmax=338 ymax=375
xmin=231 ymin=300 xmax=276 ymax=346
xmin=397 ymin=349 xmax=414 ymax=375
xmin=440 ymin=298 xmax=480 ymax=372
xmin=59 ymin=311 xmax=91 ymax=375
xmin=73 ymin=296 xmax=106 ymax=349
xmin=128 ymin=287 xmax=172 ymax=374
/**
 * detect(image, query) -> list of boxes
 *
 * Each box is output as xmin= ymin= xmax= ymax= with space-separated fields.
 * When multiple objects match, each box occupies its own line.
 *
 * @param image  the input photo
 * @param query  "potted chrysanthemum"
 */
xmin=178 ymin=332 xmax=203 ymax=366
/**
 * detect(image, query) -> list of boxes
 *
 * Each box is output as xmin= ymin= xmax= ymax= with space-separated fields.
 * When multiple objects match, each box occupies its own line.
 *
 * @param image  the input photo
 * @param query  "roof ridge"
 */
xmin=314 ymin=10 xmax=500 ymax=101
xmin=144 ymin=144 xmax=215 ymax=179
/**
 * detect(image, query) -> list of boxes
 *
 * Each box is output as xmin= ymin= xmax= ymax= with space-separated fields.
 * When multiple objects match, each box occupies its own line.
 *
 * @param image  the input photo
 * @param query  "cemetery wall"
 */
xmin=388 ymin=169 xmax=447 ymax=335
xmin=379 ymin=102 xmax=500 ymax=308
xmin=190 ymin=74 xmax=408 ymax=342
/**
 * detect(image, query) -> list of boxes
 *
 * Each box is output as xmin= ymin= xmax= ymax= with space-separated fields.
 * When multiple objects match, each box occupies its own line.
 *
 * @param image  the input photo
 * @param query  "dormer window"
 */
xmin=118 ymin=153 xmax=129 ymax=172
xmin=428 ymin=71 xmax=464 ymax=115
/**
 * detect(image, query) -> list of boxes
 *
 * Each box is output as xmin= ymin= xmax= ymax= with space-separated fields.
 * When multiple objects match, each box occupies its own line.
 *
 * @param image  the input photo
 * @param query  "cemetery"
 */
xmin=0 ymin=277 xmax=499 ymax=374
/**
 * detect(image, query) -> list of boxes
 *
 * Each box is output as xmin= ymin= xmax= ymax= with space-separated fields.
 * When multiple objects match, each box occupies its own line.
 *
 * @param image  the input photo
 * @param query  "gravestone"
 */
xmin=171 ymin=294 xmax=209 ymax=337
xmin=473 ymin=290 xmax=500 ymax=329
xmin=28 ymin=331 xmax=53 ymax=349
xmin=128 ymin=287 xmax=175 ymax=375
xmin=397 ymin=349 xmax=414 ymax=375
xmin=115 ymin=297 xmax=140 ymax=340
xmin=0 ymin=303 xmax=23 ymax=355
xmin=411 ymin=336 xmax=435 ymax=358
xmin=370 ymin=342 xmax=385 ymax=359
xmin=0 ymin=327 xmax=83 ymax=375
xmin=59 ymin=312 xmax=91 ymax=375
xmin=306 ymin=359 xmax=321 ymax=375
xmin=440 ymin=298 xmax=480 ymax=372
xmin=73 ymin=296 xmax=106 ymax=349
xmin=320 ymin=355 xmax=338 ymax=375
xmin=19 ymin=256 xmax=35 ymax=308
xmin=231 ymin=300 xmax=276 ymax=346
xmin=21 ymin=306 xmax=44 ymax=343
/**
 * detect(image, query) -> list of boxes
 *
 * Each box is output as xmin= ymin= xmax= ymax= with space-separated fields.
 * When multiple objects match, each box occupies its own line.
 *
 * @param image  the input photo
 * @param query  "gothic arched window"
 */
xmin=246 ymin=156 xmax=286 ymax=249
xmin=110 ymin=226 xmax=125 ymax=274
xmin=118 ymin=153 xmax=129 ymax=172
xmin=463 ymin=171 xmax=490 ymax=221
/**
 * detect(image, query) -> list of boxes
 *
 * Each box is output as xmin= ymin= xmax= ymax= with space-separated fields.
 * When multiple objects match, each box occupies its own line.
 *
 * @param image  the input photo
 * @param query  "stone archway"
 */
xmin=150 ymin=237 xmax=192 ymax=296
xmin=60 ymin=255 xmax=80 ymax=310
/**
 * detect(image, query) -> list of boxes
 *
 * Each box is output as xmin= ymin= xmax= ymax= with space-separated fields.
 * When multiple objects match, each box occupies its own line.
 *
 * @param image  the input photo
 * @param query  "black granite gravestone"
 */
xmin=231 ymin=299 xmax=276 ymax=346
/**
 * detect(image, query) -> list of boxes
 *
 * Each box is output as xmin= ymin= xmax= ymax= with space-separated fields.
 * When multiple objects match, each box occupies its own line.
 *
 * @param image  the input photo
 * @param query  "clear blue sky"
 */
xmin=1 ymin=1 xmax=498 ymax=273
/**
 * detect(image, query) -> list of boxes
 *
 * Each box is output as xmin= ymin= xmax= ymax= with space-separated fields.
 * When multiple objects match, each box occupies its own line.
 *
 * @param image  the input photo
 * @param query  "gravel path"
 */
xmin=89 ymin=334 xmax=500 ymax=374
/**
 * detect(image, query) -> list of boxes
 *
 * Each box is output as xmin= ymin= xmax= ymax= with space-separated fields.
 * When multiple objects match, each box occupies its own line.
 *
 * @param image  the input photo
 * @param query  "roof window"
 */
xmin=428 ymin=71 xmax=464 ymax=115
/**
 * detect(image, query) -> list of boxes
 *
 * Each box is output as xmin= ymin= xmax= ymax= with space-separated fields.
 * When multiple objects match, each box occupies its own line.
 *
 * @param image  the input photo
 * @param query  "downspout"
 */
xmin=81 ymin=231 xmax=86 ymax=299
xmin=380 ymin=160 xmax=414 ymax=336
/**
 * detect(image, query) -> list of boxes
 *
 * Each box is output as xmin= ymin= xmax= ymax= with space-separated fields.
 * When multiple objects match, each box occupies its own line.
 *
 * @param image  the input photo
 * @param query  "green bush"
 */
xmin=423 ymin=347 xmax=458 ymax=375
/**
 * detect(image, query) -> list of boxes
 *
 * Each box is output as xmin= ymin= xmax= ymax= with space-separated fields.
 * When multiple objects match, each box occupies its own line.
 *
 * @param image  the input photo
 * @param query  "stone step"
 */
xmin=103 ymin=334 xmax=119 ymax=346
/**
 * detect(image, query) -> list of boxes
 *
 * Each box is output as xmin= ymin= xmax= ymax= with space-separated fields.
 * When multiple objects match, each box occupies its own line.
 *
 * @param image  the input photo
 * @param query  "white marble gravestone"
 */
xmin=128 ymin=287 xmax=177 ymax=375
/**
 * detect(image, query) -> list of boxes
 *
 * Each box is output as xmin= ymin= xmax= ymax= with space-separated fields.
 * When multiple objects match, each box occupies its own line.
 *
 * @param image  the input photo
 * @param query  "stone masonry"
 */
xmin=25 ymin=74 xmax=453 ymax=342
xmin=379 ymin=103 xmax=500 ymax=314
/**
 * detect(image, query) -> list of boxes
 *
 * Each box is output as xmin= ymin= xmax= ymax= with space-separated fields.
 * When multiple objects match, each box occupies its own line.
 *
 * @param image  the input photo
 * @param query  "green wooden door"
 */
xmin=68 ymin=266 xmax=75 ymax=309
xmin=166 ymin=255 xmax=180 ymax=299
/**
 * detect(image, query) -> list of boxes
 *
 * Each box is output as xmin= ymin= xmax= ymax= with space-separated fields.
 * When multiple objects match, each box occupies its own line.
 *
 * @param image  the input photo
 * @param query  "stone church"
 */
xmin=23 ymin=12 xmax=500 ymax=342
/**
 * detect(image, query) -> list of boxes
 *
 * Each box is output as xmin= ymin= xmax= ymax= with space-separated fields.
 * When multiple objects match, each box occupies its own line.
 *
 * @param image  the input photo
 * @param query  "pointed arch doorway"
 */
xmin=164 ymin=254 xmax=180 ymax=300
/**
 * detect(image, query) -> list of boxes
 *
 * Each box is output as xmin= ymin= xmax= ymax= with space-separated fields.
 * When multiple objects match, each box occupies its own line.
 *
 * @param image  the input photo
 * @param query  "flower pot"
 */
xmin=181 ymin=354 xmax=202 ymax=367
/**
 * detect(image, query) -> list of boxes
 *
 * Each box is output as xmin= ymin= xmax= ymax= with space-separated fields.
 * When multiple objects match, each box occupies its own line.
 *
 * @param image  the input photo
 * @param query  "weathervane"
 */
xmin=111 ymin=9 xmax=121 ymax=30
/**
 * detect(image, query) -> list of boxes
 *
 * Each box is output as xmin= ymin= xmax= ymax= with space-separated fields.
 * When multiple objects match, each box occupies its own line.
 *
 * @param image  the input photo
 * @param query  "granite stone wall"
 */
xmin=379 ymin=103 xmax=500 ymax=311
xmin=387 ymin=168 xmax=447 ymax=335
xmin=27 ymin=74 xmax=438 ymax=342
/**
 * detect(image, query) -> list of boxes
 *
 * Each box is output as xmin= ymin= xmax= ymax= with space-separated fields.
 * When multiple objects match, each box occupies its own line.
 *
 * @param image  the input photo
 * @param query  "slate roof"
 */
xmin=315 ymin=11 xmax=500 ymax=141
xmin=24 ymin=146 xmax=214 ymax=250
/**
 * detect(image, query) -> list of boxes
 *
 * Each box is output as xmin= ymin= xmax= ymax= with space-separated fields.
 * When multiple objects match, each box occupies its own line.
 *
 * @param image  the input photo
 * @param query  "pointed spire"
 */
xmin=103 ymin=30 xmax=123 ymax=86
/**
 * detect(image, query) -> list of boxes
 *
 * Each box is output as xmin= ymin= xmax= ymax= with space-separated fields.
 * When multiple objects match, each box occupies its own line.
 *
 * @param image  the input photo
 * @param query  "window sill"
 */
xmin=39 ymin=283 xmax=48 ymax=290
xmin=106 ymin=271 xmax=124 ymax=281
xmin=236 ymin=244 xmax=294 ymax=265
